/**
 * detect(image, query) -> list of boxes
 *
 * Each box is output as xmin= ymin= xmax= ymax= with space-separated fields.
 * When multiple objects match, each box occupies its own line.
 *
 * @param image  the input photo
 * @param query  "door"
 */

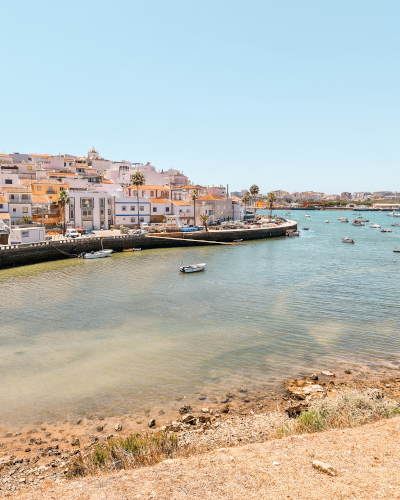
xmin=83 ymin=221 xmax=93 ymax=230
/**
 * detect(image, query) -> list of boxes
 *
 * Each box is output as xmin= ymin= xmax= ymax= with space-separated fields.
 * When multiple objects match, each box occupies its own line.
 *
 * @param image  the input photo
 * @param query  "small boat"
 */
xmin=381 ymin=229 xmax=392 ymax=233
xmin=284 ymin=212 xmax=290 ymax=216
xmin=341 ymin=219 xmax=349 ymax=223
xmin=342 ymin=238 xmax=355 ymax=244
xmin=286 ymin=230 xmax=300 ymax=236
xmin=325 ymin=220 xmax=329 ymax=223
xmin=391 ymin=223 xmax=400 ymax=227
xmin=305 ymin=214 xmax=311 ymax=217
xmin=338 ymin=217 xmax=346 ymax=221
xmin=370 ymin=224 xmax=381 ymax=228
xmin=301 ymin=227 xmax=309 ymax=230
xmin=351 ymin=219 xmax=365 ymax=226
xmin=79 ymin=250 xmax=113 ymax=259
xmin=180 ymin=263 xmax=206 ymax=273
xmin=233 ymin=239 xmax=243 ymax=242
xmin=393 ymin=248 xmax=400 ymax=253
xmin=122 ymin=248 xmax=134 ymax=252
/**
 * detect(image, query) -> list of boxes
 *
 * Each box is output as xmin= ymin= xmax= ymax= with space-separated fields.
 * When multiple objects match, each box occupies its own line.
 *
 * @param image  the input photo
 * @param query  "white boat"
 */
xmin=381 ymin=229 xmax=392 ymax=233
xmin=286 ymin=230 xmax=300 ymax=237
xmin=393 ymin=248 xmax=400 ymax=253
xmin=351 ymin=219 xmax=365 ymax=226
xmin=301 ymin=227 xmax=309 ymax=230
xmin=233 ymin=239 xmax=243 ymax=242
xmin=80 ymin=249 xmax=113 ymax=259
xmin=388 ymin=211 xmax=400 ymax=217
xmin=325 ymin=220 xmax=329 ymax=223
xmin=370 ymin=224 xmax=381 ymax=228
xmin=342 ymin=238 xmax=355 ymax=244
xmin=341 ymin=219 xmax=349 ymax=223
xmin=180 ymin=263 xmax=206 ymax=273
xmin=391 ymin=223 xmax=400 ymax=227
xmin=305 ymin=214 xmax=311 ymax=217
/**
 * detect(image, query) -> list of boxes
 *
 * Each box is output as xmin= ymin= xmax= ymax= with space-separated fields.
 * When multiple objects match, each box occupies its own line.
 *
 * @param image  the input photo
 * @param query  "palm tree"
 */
xmin=191 ymin=189 xmax=199 ymax=227
xmin=131 ymin=171 xmax=145 ymax=228
xmin=198 ymin=213 xmax=210 ymax=231
xmin=266 ymin=192 xmax=276 ymax=220
xmin=249 ymin=184 xmax=259 ymax=205
xmin=58 ymin=190 xmax=70 ymax=235
xmin=242 ymin=191 xmax=250 ymax=208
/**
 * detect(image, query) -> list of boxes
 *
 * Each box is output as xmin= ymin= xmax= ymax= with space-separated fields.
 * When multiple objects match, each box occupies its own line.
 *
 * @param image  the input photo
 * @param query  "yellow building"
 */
xmin=31 ymin=179 xmax=69 ymax=203
xmin=254 ymin=200 xmax=267 ymax=208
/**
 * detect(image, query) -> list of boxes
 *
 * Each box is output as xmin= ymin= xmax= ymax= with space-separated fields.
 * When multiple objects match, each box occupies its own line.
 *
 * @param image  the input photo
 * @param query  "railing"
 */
xmin=8 ymin=198 xmax=31 ymax=204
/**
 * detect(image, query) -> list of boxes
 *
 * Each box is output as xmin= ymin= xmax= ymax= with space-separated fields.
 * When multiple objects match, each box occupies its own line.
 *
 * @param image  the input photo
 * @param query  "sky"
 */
xmin=1 ymin=0 xmax=399 ymax=193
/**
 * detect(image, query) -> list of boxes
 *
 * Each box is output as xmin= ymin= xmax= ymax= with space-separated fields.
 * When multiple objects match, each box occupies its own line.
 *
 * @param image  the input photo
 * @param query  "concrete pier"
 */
xmin=0 ymin=220 xmax=297 ymax=270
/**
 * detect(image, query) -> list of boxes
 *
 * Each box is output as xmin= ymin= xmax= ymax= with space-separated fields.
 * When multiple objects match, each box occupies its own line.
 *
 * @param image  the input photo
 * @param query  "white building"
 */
xmin=2 ymin=187 xmax=32 ymax=224
xmin=114 ymin=196 xmax=150 ymax=228
xmin=65 ymin=191 xmax=113 ymax=230
xmin=0 ymin=166 xmax=20 ymax=187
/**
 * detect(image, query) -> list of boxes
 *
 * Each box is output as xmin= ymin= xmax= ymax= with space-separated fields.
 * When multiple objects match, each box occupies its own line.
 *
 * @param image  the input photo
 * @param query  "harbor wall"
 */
xmin=0 ymin=222 xmax=296 ymax=270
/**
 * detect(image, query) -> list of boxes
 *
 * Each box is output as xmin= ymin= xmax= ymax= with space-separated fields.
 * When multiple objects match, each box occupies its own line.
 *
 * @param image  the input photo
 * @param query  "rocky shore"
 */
xmin=1 ymin=366 xmax=400 ymax=496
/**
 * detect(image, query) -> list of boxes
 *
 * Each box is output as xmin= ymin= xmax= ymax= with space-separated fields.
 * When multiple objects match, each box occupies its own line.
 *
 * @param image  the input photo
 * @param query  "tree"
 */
xmin=191 ymin=189 xmax=199 ymax=227
xmin=242 ymin=192 xmax=250 ymax=208
xmin=58 ymin=190 xmax=70 ymax=235
xmin=249 ymin=184 xmax=259 ymax=205
xmin=266 ymin=192 xmax=276 ymax=220
xmin=18 ymin=216 xmax=32 ymax=224
xmin=198 ymin=213 xmax=210 ymax=231
xmin=131 ymin=171 xmax=145 ymax=228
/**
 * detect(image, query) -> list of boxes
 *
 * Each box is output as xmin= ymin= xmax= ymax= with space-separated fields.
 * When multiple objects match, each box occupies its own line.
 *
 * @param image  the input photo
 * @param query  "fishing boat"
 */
xmin=342 ymin=238 xmax=355 ymax=244
xmin=286 ymin=230 xmax=300 ymax=237
xmin=370 ymin=224 xmax=381 ymax=228
xmin=391 ymin=223 xmax=400 ymax=227
xmin=351 ymin=219 xmax=365 ymax=226
xmin=341 ymin=218 xmax=349 ymax=223
xmin=393 ymin=248 xmax=400 ymax=253
xmin=301 ymin=227 xmax=309 ymax=230
xmin=79 ymin=249 xmax=113 ymax=259
xmin=381 ymin=228 xmax=392 ymax=233
xmin=180 ymin=263 xmax=206 ymax=273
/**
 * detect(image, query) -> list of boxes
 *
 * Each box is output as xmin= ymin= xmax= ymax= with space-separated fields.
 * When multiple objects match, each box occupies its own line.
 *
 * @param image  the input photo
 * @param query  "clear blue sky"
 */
xmin=1 ymin=0 xmax=399 ymax=193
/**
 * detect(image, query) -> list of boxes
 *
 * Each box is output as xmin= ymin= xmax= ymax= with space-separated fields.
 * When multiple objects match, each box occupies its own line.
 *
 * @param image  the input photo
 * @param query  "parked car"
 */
xmin=65 ymin=228 xmax=80 ymax=238
xmin=128 ymin=229 xmax=146 ymax=235
xmin=81 ymin=229 xmax=96 ymax=237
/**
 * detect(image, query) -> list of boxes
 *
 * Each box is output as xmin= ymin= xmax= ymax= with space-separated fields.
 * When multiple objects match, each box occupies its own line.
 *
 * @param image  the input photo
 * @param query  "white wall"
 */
xmin=114 ymin=196 xmax=150 ymax=227
xmin=65 ymin=192 xmax=112 ymax=230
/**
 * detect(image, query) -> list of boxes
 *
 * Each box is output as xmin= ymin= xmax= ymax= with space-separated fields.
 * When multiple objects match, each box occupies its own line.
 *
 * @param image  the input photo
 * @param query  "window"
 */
xmin=70 ymin=209 xmax=75 ymax=219
xmin=69 ymin=198 xmax=75 ymax=208
xmin=179 ymin=194 xmax=182 ymax=200
xmin=122 ymin=206 xmax=127 ymax=211
xmin=10 ymin=194 xmax=15 ymax=200
xmin=174 ymin=194 xmax=177 ymax=200
xmin=139 ymin=217 xmax=144 ymax=222
xmin=64 ymin=162 xmax=66 ymax=167
xmin=22 ymin=194 xmax=29 ymax=200
xmin=139 ymin=205 xmax=144 ymax=211
xmin=130 ymin=217 xmax=136 ymax=223
xmin=12 ymin=208 xmax=16 ymax=213
xmin=21 ymin=231 xmax=29 ymax=237
xmin=5 ymin=179 xmax=12 ymax=184
xmin=152 ymin=217 xmax=157 ymax=222
xmin=0 ymin=204 xmax=2 ymax=209
xmin=130 ymin=206 xmax=135 ymax=211
xmin=166 ymin=207 xmax=170 ymax=213
xmin=100 ymin=198 xmax=105 ymax=208
xmin=22 ymin=207 xmax=28 ymax=213
xmin=81 ymin=198 xmax=93 ymax=208
xmin=186 ymin=209 xmax=190 ymax=213
xmin=152 ymin=207 xmax=157 ymax=213
xmin=142 ymin=191 xmax=145 ymax=196
xmin=108 ymin=209 xmax=111 ymax=215
xmin=82 ymin=209 xmax=93 ymax=219
xmin=150 ymin=191 xmax=154 ymax=197
xmin=37 ymin=186 xmax=41 ymax=191
xmin=100 ymin=209 xmax=105 ymax=219
xmin=108 ymin=199 xmax=111 ymax=205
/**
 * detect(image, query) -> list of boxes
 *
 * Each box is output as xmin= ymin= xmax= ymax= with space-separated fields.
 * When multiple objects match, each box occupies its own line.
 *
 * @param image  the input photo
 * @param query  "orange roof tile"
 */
xmin=99 ymin=179 xmax=114 ymax=184
xmin=32 ymin=195 xmax=50 ymax=204
xmin=196 ymin=194 xmax=226 ymax=201
xmin=0 ymin=213 xmax=10 ymax=219
xmin=33 ymin=178 xmax=68 ymax=185
xmin=0 ymin=195 xmax=7 ymax=203
xmin=49 ymin=172 xmax=78 ymax=177
xmin=181 ymin=185 xmax=197 ymax=189
xmin=29 ymin=153 xmax=50 ymax=158
xmin=2 ymin=186 xmax=31 ymax=193
xmin=172 ymin=200 xmax=193 ymax=206
xmin=20 ymin=179 xmax=33 ymax=186
xmin=150 ymin=198 xmax=170 ymax=204
xmin=229 ymin=196 xmax=241 ymax=201
xmin=128 ymin=185 xmax=169 ymax=190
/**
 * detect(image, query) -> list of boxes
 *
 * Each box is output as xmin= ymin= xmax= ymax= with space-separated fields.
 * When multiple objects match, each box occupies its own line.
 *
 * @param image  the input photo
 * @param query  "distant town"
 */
xmin=0 ymin=149 xmax=399 ymax=237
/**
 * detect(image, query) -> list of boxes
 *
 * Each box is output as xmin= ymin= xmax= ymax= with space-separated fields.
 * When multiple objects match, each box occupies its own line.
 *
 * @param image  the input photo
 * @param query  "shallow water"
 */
xmin=1 ymin=210 xmax=400 ymax=425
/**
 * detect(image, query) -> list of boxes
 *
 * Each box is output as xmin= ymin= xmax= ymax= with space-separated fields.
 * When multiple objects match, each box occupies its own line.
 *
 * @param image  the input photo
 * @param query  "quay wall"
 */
xmin=0 ymin=222 xmax=296 ymax=270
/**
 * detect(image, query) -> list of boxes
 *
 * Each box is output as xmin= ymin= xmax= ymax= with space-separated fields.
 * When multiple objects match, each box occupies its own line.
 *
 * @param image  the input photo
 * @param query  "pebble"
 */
xmin=201 ymin=408 xmax=209 ymax=413
xmin=148 ymin=419 xmax=156 ymax=428
xmin=114 ymin=423 xmax=123 ymax=432
xmin=321 ymin=370 xmax=335 ymax=377
xmin=312 ymin=459 xmax=336 ymax=476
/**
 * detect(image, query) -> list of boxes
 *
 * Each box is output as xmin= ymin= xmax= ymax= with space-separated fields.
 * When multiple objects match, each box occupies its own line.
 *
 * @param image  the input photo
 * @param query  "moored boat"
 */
xmin=342 ymin=238 xmax=355 ymax=244
xmin=325 ymin=220 xmax=329 ymax=223
xmin=381 ymin=229 xmax=392 ymax=233
xmin=79 ymin=250 xmax=113 ymax=259
xmin=370 ymin=224 xmax=381 ymax=228
xmin=351 ymin=219 xmax=365 ymax=226
xmin=393 ymin=247 xmax=400 ymax=253
xmin=301 ymin=227 xmax=309 ymax=230
xmin=286 ymin=230 xmax=300 ymax=236
xmin=180 ymin=263 xmax=206 ymax=273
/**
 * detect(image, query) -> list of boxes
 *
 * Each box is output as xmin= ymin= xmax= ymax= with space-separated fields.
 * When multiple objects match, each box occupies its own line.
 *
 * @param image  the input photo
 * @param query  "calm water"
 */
xmin=1 ymin=210 xmax=400 ymax=425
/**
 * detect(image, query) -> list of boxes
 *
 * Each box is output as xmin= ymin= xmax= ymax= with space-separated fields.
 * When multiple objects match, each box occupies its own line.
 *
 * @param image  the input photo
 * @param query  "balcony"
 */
xmin=46 ymin=191 xmax=56 ymax=195
xmin=8 ymin=198 xmax=31 ymax=204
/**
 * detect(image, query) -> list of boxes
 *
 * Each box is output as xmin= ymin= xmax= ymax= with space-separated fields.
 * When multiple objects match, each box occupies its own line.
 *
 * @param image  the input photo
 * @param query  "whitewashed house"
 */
xmin=114 ymin=196 xmax=150 ymax=227
xmin=65 ymin=191 xmax=113 ymax=230
xmin=2 ymin=187 xmax=32 ymax=224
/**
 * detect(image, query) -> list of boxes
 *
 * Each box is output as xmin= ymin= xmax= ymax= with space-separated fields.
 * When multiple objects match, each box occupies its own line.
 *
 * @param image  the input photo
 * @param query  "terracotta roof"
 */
xmin=0 ymin=195 xmax=7 ymax=203
xmin=20 ymin=179 xmax=33 ymax=186
xmin=2 ymin=186 xmax=31 ymax=193
xmin=181 ymin=185 xmax=197 ymax=189
xmin=0 ymin=213 xmax=10 ymax=219
xmin=196 ymin=194 xmax=226 ymax=201
xmin=229 ymin=196 xmax=241 ymax=201
xmin=49 ymin=172 xmax=78 ymax=177
xmin=99 ymin=179 xmax=114 ymax=184
xmin=150 ymin=198 xmax=170 ymax=204
xmin=172 ymin=200 xmax=193 ymax=206
xmin=30 ymin=154 xmax=50 ymax=158
xmin=32 ymin=195 xmax=50 ymax=204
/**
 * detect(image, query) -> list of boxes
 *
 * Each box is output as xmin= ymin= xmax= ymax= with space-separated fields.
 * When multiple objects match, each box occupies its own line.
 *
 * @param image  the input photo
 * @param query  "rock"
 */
xmin=76 ymin=419 xmax=82 ymax=425
xmin=198 ymin=396 xmax=207 ymax=401
xmin=148 ymin=419 xmax=156 ymax=428
xmin=19 ymin=478 xmax=26 ymax=484
xmin=220 ymin=405 xmax=230 ymax=414
xmin=181 ymin=415 xmax=196 ymax=425
xmin=302 ymin=384 xmax=324 ymax=395
xmin=312 ymin=460 xmax=336 ymax=476
xmin=71 ymin=438 xmax=80 ymax=447
xmin=114 ymin=423 xmax=122 ymax=432
xmin=96 ymin=425 xmax=104 ymax=432
xmin=158 ymin=410 xmax=165 ymax=416
xmin=6 ymin=433 xmax=12 ymax=437
xmin=321 ymin=371 xmax=335 ymax=377
xmin=179 ymin=405 xmax=192 ymax=415
xmin=310 ymin=373 xmax=319 ymax=380
xmin=209 ymin=409 xmax=213 ymax=415
xmin=344 ymin=370 xmax=352 ymax=374
xmin=160 ymin=426 xmax=167 ymax=432
xmin=285 ymin=402 xmax=308 ymax=418
xmin=201 ymin=408 xmax=209 ymax=413
xmin=329 ymin=380 xmax=335 ymax=386
xmin=24 ymin=448 xmax=31 ymax=453
xmin=287 ymin=388 xmax=306 ymax=400
xmin=238 ymin=388 xmax=247 ymax=393
xmin=273 ymin=461 xmax=280 ymax=466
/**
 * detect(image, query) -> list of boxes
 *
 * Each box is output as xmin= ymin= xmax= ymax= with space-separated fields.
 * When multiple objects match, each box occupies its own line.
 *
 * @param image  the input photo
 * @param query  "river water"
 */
xmin=1 ymin=210 xmax=400 ymax=425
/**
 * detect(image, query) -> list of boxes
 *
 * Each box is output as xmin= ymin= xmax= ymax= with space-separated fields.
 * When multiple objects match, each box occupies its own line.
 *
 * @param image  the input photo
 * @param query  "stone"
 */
xmin=71 ymin=438 xmax=80 ymax=447
xmin=158 ymin=410 xmax=165 ymax=416
xmin=181 ymin=415 xmax=196 ymax=425
xmin=201 ymin=408 xmax=209 ymax=413
xmin=179 ymin=405 xmax=192 ymax=415
xmin=76 ymin=419 xmax=82 ymax=425
xmin=310 ymin=373 xmax=319 ymax=380
xmin=220 ymin=405 xmax=230 ymax=414
xmin=148 ymin=419 xmax=156 ymax=428
xmin=24 ymin=448 xmax=31 ymax=453
xmin=238 ymin=388 xmax=247 ymax=393
xmin=209 ymin=409 xmax=213 ymax=415
xmin=329 ymin=380 xmax=335 ymax=386
xmin=96 ymin=425 xmax=104 ymax=432
xmin=285 ymin=402 xmax=309 ymax=418
xmin=302 ymin=384 xmax=324 ymax=395
xmin=114 ymin=423 xmax=122 ymax=432
xmin=344 ymin=370 xmax=352 ymax=374
xmin=321 ymin=371 xmax=335 ymax=377
xmin=198 ymin=396 xmax=207 ymax=401
xmin=6 ymin=433 xmax=12 ymax=437
xmin=312 ymin=460 xmax=336 ymax=476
